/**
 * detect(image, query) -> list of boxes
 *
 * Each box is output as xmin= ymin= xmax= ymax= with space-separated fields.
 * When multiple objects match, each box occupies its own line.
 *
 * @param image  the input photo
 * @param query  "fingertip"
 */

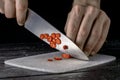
xmin=17 ymin=10 xmax=27 ymax=26
xmin=0 ymin=9 xmax=4 ymax=14
xmin=91 ymin=51 xmax=96 ymax=56
xmin=18 ymin=22 xmax=24 ymax=26
xmin=17 ymin=16 xmax=26 ymax=26
xmin=16 ymin=0 xmax=28 ymax=26
xmin=84 ymin=51 xmax=90 ymax=57
xmin=17 ymin=18 xmax=25 ymax=26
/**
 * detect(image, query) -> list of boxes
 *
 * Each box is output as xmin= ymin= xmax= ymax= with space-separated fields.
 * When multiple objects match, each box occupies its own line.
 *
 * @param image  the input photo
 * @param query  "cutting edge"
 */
xmin=25 ymin=9 xmax=89 ymax=60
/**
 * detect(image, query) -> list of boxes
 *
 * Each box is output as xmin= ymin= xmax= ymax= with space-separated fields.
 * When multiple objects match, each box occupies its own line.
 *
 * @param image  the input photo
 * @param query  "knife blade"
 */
xmin=24 ymin=9 xmax=89 ymax=60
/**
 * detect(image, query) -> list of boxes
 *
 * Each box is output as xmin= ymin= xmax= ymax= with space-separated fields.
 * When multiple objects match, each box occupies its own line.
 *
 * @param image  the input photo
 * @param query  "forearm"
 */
xmin=73 ymin=0 xmax=101 ymax=8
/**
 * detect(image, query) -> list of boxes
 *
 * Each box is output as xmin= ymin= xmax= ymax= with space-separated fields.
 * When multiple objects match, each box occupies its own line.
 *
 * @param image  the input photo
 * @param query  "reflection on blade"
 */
xmin=25 ymin=9 xmax=89 ymax=60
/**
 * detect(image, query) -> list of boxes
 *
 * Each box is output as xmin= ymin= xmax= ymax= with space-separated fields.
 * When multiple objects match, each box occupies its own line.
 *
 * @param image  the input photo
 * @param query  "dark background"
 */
xmin=0 ymin=0 xmax=120 ymax=57
xmin=0 ymin=0 xmax=119 ymax=43
xmin=0 ymin=0 xmax=72 ymax=43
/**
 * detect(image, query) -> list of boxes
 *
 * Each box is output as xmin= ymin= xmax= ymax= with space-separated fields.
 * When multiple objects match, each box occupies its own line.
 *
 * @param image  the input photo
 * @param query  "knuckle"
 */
xmin=71 ymin=26 xmax=78 ymax=33
xmin=107 ymin=17 xmax=111 ymax=24
xmin=100 ymin=10 xmax=106 ymax=15
xmin=87 ymin=6 xmax=99 ymax=16
xmin=73 ymin=5 xmax=80 ymax=11
xmin=72 ymin=5 xmax=83 ymax=15
xmin=79 ymin=31 xmax=87 ymax=38
xmin=100 ymin=10 xmax=108 ymax=18
xmin=100 ymin=10 xmax=111 ymax=23
xmin=92 ymin=30 xmax=101 ymax=38
xmin=87 ymin=6 xmax=94 ymax=14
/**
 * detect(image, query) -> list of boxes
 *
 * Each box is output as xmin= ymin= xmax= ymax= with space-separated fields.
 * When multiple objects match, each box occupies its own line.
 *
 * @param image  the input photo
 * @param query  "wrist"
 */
xmin=87 ymin=0 xmax=101 ymax=8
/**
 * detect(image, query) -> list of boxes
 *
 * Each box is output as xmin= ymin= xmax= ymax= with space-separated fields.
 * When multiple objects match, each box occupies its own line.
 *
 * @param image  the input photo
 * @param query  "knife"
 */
xmin=24 ymin=9 xmax=89 ymax=60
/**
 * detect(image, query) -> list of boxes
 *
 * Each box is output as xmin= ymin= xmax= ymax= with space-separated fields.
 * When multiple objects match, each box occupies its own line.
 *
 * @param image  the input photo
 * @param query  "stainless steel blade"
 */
xmin=25 ymin=9 xmax=89 ymax=60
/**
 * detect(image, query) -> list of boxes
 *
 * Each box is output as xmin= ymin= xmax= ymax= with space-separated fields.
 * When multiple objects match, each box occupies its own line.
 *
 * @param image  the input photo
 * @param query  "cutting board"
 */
xmin=4 ymin=51 xmax=116 ymax=73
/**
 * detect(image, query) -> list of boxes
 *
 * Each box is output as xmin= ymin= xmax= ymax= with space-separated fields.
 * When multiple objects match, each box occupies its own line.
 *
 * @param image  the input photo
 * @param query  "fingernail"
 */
xmin=17 ymin=11 xmax=27 ymax=26
xmin=18 ymin=23 xmax=24 ymax=26
xmin=91 ymin=51 xmax=96 ymax=55
xmin=17 ymin=17 xmax=25 ymax=26
xmin=84 ymin=51 xmax=89 ymax=57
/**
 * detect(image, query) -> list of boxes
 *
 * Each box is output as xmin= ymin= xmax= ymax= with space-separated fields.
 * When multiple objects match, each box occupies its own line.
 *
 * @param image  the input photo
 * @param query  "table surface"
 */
xmin=0 ymin=41 xmax=120 ymax=80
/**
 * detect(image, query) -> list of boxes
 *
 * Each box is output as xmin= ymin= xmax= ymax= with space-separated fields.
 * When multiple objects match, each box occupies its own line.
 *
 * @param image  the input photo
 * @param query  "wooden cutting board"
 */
xmin=5 ymin=51 xmax=116 ymax=73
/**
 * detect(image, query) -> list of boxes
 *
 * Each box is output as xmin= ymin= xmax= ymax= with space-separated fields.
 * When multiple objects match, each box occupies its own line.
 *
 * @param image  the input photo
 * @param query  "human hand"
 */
xmin=64 ymin=5 xmax=111 ymax=56
xmin=0 ymin=0 xmax=28 ymax=26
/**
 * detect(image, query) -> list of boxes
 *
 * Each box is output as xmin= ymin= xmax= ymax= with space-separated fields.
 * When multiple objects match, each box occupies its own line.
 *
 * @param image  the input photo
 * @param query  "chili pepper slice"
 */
xmin=63 ymin=45 xmax=68 ymax=50
xmin=44 ymin=33 xmax=49 ymax=39
xmin=50 ymin=42 xmax=56 ymax=48
xmin=61 ymin=53 xmax=71 ymax=59
xmin=55 ymin=38 xmax=61 ymax=44
xmin=52 ymin=38 xmax=56 ymax=43
xmin=55 ymin=33 xmax=61 ymax=38
xmin=47 ymin=36 xmax=53 ymax=42
xmin=54 ymin=57 xmax=62 ymax=60
xmin=40 ymin=34 xmax=45 ymax=39
xmin=48 ymin=58 xmax=53 ymax=61
xmin=51 ymin=33 xmax=56 ymax=38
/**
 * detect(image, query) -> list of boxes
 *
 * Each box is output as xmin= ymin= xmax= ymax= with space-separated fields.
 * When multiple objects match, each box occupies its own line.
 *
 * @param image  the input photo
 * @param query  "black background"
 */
xmin=0 ymin=0 xmax=119 ymax=44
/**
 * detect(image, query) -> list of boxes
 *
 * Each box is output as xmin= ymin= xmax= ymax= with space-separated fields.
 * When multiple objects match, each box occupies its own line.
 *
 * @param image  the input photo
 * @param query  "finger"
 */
xmin=0 ymin=0 xmax=4 ymax=13
xmin=4 ymin=0 xmax=15 ymax=18
xmin=16 ymin=0 xmax=28 ymax=26
xmin=83 ymin=11 xmax=106 ymax=56
xmin=65 ymin=5 xmax=84 ymax=42
xmin=91 ymin=13 xmax=111 ymax=55
xmin=64 ymin=12 xmax=70 ymax=33
xmin=75 ymin=6 xmax=99 ymax=50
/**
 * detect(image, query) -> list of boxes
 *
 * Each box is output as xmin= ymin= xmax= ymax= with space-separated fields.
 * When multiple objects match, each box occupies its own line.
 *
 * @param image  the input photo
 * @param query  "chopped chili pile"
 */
xmin=40 ymin=33 xmax=61 ymax=48
xmin=40 ymin=33 xmax=73 ymax=62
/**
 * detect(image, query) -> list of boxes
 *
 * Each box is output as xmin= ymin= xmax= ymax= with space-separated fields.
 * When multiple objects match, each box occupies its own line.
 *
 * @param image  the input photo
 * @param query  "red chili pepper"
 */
xmin=40 ymin=34 xmax=45 ymax=39
xmin=55 ymin=33 xmax=61 ymax=38
xmin=63 ymin=45 xmax=68 ymax=50
xmin=48 ymin=58 xmax=53 ymax=61
xmin=50 ymin=42 xmax=56 ymax=48
xmin=51 ymin=33 xmax=56 ymax=38
xmin=47 ymin=36 xmax=53 ymax=42
xmin=55 ymin=38 xmax=61 ymax=44
xmin=54 ymin=57 xmax=62 ymax=60
xmin=44 ymin=33 xmax=49 ymax=39
xmin=61 ymin=53 xmax=71 ymax=59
